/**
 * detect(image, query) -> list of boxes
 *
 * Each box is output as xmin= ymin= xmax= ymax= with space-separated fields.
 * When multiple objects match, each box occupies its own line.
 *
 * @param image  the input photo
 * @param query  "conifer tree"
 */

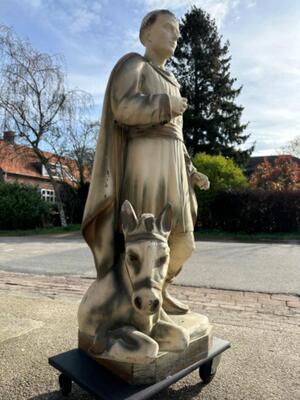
xmin=169 ymin=6 xmax=254 ymax=164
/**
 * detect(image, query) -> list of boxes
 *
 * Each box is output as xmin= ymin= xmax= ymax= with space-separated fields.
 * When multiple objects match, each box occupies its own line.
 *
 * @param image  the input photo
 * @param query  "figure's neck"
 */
xmin=144 ymin=49 xmax=167 ymax=69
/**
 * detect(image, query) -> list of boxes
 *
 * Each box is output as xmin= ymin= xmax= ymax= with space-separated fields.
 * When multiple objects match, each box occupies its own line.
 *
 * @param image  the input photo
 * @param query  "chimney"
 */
xmin=3 ymin=131 xmax=15 ymax=144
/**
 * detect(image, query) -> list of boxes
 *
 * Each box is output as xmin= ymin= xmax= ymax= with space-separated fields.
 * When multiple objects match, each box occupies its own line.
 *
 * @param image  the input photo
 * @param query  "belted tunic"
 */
xmin=82 ymin=53 xmax=197 ymax=278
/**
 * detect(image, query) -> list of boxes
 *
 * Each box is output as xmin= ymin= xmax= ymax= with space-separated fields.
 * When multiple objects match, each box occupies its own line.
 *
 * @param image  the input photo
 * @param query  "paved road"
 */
xmin=0 ymin=234 xmax=299 ymax=294
xmin=176 ymin=240 xmax=300 ymax=295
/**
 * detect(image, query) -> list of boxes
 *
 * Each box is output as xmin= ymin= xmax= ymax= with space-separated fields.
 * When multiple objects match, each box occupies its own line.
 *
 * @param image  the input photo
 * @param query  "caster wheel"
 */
xmin=199 ymin=355 xmax=221 ymax=384
xmin=199 ymin=360 xmax=216 ymax=384
xmin=59 ymin=373 xmax=72 ymax=396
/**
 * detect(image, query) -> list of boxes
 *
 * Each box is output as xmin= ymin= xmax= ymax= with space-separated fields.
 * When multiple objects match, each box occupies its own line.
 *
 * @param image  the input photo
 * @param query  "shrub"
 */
xmin=193 ymin=153 xmax=248 ymax=228
xmin=250 ymin=155 xmax=300 ymax=191
xmin=0 ymin=182 xmax=50 ymax=230
xmin=205 ymin=189 xmax=300 ymax=233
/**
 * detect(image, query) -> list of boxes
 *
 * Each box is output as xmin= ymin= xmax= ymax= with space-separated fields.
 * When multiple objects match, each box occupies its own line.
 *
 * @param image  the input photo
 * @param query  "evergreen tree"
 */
xmin=169 ymin=6 xmax=254 ymax=164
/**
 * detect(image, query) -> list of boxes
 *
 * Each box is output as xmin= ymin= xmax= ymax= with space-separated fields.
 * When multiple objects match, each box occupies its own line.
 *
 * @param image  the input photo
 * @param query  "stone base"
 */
xmin=78 ymin=312 xmax=212 ymax=385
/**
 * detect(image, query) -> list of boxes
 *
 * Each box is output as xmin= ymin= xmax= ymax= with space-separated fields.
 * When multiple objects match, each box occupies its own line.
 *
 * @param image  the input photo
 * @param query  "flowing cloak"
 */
xmin=82 ymin=52 xmax=198 ymax=278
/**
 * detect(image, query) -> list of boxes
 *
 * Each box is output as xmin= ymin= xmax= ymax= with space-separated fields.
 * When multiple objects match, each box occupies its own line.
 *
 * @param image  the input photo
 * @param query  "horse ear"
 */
xmin=156 ymin=203 xmax=172 ymax=233
xmin=121 ymin=200 xmax=138 ymax=233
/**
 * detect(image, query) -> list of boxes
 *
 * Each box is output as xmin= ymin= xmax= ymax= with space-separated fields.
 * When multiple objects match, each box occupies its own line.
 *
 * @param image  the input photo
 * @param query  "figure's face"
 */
xmin=145 ymin=14 xmax=180 ymax=59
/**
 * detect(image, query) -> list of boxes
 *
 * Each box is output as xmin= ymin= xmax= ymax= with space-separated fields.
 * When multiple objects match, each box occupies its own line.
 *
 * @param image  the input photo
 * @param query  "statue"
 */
xmin=78 ymin=9 xmax=212 ymax=383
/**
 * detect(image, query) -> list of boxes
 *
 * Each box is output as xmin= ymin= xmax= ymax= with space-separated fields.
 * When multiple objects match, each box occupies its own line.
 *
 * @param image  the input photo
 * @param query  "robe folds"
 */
xmin=82 ymin=53 xmax=198 ymax=278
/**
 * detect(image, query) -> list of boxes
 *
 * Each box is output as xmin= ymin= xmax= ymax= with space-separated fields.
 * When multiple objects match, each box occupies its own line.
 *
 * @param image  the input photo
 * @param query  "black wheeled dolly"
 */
xmin=49 ymin=336 xmax=230 ymax=400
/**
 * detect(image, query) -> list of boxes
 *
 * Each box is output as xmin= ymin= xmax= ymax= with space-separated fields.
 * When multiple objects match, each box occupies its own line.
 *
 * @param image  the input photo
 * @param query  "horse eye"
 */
xmin=159 ymin=256 xmax=167 ymax=265
xmin=129 ymin=253 xmax=139 ymax=262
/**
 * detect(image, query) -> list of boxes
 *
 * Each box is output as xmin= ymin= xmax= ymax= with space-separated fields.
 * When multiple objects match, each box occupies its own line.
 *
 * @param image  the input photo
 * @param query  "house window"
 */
xmin=41 ymin=188 xmax=55 ymax=203
xmin=42 ymin=164 xmax=63 ymax=179
xmin=42 ymin=163 xmax=76 ymax=181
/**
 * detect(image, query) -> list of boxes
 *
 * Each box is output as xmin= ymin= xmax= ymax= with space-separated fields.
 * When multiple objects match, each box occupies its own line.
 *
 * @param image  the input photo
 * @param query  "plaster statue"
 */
xmin=81 ymin=9 xmax=209 ymax=314
xmin=78 ymin=9 xmax=212 ymax=378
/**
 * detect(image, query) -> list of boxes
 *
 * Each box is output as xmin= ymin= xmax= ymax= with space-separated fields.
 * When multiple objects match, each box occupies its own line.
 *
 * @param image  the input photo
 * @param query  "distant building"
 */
xmin=245 ymin=155 xmax=300 ymax=177
xmin=0 ymin=131 xmax=81 ymax=202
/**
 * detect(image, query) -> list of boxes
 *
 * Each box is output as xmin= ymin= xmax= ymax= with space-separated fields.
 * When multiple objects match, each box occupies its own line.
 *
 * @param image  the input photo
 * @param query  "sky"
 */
xmin=1 ymin=0 xmax=300 ymax=156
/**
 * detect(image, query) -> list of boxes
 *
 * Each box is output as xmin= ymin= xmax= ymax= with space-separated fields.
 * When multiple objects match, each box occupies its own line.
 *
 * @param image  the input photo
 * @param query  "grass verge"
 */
xmin=0 ymin=224 xmax=81 ymax=236
xmin=1 ymin=225 xmax=299 ymax=242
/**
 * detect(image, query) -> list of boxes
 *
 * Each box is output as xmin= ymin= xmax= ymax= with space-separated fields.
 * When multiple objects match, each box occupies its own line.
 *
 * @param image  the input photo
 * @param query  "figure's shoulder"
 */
xmin=112 ymin=52 xmax=146 ymax=75
xmin=116 ymin=52 xmax=145 ymax=65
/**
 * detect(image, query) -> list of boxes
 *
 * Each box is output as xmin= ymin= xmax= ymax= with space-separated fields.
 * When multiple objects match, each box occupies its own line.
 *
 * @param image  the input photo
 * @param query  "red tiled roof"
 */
xmin=0 ymin=140 xmax=81 ymax=181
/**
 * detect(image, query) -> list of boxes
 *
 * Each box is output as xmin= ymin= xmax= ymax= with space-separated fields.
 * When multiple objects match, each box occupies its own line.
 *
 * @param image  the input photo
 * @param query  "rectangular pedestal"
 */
xmin=79 ymin=326 xmax=212 ymax=384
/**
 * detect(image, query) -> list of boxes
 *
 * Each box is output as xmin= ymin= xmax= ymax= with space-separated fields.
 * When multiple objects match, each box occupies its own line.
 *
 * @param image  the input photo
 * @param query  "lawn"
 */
xmin=1 ymin=225 xmax=299 ymax=242
xmin=0 ymin=224 xmax=81 ymax=236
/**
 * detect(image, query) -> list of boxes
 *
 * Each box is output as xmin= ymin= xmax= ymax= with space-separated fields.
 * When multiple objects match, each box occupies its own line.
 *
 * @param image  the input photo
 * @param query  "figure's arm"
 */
xmin=110 ymin=56 xmax=172 ymax=127
xmin=183 ymin=145 xmax=210 ymax=190
xmin=183 ymin=144 xmax=197 ymax=176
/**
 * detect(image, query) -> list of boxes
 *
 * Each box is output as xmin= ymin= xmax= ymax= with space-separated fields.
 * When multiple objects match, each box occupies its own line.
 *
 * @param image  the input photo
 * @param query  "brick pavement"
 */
xmin=1 ymin=270 xmax=299 ymax=323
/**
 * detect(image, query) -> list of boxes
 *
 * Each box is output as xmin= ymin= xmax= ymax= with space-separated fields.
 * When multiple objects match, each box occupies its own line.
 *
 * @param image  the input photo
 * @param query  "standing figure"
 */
xmin=82 ymin=9 xmax=210 ymax=315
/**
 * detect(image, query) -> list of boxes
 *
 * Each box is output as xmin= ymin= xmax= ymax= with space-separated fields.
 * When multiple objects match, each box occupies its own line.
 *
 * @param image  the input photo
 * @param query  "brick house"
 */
xmin=0 ymin=131 xmax=81 ymax=202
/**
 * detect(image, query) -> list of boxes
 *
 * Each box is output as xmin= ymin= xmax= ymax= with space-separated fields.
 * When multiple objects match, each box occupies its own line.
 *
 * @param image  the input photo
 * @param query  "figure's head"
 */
xmin=121 ymin=200 xmax=172 ymax=316
xmin=139 ymin=9 xmax=180 ymax=59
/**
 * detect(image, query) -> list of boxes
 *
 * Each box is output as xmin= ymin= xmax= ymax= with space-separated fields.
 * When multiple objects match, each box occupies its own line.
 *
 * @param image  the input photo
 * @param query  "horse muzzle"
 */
xmin=132 ymin=279 xmax=162 ymax=315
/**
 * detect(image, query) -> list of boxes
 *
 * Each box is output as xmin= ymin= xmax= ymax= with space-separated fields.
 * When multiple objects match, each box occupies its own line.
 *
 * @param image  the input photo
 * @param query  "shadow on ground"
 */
xmin=29 ymin=380 xmax=206 ymax=400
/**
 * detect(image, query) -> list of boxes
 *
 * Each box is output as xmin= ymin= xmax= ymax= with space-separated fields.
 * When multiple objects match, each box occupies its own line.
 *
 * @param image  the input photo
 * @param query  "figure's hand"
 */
xmin=191 ymin=172 xmax=210 ymax=190
xmin=169 ymin=96 xmax=188 ymax=116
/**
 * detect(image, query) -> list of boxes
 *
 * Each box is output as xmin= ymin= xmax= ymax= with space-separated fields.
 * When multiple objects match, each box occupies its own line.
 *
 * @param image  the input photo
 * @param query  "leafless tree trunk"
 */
xmin=45 ymin=90 xmax=99 ymax=189
xmin=0 ymin=24 xmax=83 ymax=227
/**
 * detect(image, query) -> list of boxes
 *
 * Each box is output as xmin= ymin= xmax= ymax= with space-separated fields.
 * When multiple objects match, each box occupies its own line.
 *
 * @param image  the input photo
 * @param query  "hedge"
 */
xmin=0 ymin=182 xmax=50 ymax=230
xmin=198 ymin=189 xmax=300 ymax=233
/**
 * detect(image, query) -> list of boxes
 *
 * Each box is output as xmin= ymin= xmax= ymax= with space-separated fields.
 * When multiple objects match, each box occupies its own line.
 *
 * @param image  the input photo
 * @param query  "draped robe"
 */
xmin=82 ymin=53 xmax=197 ymax=278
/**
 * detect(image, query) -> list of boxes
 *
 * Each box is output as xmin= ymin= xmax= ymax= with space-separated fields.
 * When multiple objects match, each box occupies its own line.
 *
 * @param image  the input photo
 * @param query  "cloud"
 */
xmin=63 ymin=0 xmax=103 ymax=35
xmin=229 ymin=14 xmax=300 ymax=155
xmin=22 ymin=0 xmax=41 ymax=8
xmin=123 ymin=29 xmax=144 ymax=52
xmin=141 ymin=0 xmax=256 ymax=26
xmin=20 ymin=0 xmax=104 ymax=35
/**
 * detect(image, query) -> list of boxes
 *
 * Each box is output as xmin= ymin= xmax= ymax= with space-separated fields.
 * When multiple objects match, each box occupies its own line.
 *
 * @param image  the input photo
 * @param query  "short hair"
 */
xmin=139 ymin=9 xmax=177 ymax=46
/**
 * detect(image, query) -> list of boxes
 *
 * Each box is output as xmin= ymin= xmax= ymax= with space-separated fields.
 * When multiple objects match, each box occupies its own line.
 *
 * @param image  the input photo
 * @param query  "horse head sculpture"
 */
xmin=78 ymin=201 xmax=189 ymax=364
xmin=121 ymin=200 xmax=172 ymax=316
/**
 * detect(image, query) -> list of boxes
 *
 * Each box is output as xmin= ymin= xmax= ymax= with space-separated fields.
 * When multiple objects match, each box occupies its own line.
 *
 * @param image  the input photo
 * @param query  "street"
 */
xmin=0 ymin=233 xmax=299 ymax=294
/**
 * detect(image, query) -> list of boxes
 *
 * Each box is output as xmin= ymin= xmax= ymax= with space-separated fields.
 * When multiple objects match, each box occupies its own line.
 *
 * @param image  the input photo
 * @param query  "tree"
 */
xmin=249 ymin=155 xmax=300 ymax=191
xmin=168 ymin=6 xmax=253 ymax=164
xmin=59 ymin=91 xmax=98 ymax=188
xmin=51 ymin=94 xmax=99 ymax=224
xmin=0 ymin=24 xmax=90 ymax=226
xmin=281 ymin=136 xmax=300 ymax=158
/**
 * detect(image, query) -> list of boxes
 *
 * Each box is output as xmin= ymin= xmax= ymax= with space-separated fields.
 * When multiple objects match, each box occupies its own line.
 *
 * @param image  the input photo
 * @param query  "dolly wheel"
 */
xmin=59 ymin=373 xmax=72 ymax=396
xmin=199 ymin=355 xmax=221 ymax=384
